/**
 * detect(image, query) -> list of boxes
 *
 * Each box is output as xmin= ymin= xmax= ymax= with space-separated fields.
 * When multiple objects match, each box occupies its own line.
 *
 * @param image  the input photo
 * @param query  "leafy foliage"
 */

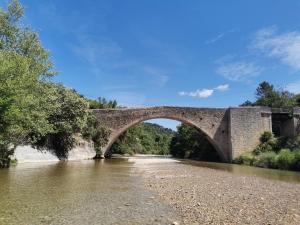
xmin=30 ymin=84 xmax=90 ymax=159
xmin=241 ymin=81 xmax=299 ymax=108
xmin=82 ymin=114 xmax=111 ymax=158
xmin=170 ymin=124 xmax=221 ymax=161
xmin=0 ymin=1 xmax=56 ymax=166
xmin=0 ymin=1 xmax=112 ymax=167
xmin=234 ymin=133 xmax=300 ymax=171
xmin=110 ymin=123 xmax=175 ymax=155
xmin=88 ymin=97 xmax=118 ymax=109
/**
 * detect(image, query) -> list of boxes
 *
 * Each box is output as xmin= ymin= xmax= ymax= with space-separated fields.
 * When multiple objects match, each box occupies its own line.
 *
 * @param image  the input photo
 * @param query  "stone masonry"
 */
xmin=93 ymin=106 xmax=300 ymax=162
xmin=92 ymin=106 xmax=299 ymax=162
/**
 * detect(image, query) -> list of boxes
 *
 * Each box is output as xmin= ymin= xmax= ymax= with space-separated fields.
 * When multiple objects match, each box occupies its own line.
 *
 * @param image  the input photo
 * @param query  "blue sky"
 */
xmin=2 ymin=0 xmax=300 ymax=130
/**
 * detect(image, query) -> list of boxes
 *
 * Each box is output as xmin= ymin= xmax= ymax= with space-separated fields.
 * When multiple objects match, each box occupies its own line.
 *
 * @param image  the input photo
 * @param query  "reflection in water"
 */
xmin=0 ymin=157 xmax=300 ymax=225
xmin=180 ymin=160 xmax=300 ymax=183
xmin=0 ymin=159 xmax=177 ymax=225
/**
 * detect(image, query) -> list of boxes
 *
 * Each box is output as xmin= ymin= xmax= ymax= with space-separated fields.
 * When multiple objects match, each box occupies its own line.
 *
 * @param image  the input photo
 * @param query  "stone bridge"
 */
xmin=92 ymin=106 xmax=300 ymax=162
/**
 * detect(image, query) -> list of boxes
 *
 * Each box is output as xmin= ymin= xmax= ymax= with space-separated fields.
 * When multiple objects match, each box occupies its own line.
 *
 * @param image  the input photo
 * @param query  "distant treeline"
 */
xmin=111 ymin=123 xmax=175 ymax=155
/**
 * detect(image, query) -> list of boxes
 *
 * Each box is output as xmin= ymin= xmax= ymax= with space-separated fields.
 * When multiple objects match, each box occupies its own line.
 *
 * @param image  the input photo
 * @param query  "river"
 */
xmin=0 ymin=156 xmax=300 ymax=225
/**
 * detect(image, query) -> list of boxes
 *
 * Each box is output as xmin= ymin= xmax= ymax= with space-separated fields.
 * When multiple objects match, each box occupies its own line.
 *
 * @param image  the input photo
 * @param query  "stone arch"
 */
xmin=92 ymin=106 xmax=275 ymax=162
xmin=103 ymin=115 xmax=227 ymax=162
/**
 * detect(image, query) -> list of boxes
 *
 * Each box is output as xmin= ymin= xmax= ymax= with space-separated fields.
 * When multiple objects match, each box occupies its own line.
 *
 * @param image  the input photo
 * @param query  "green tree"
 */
xmin=241 ymin=81 xmax=297 ymax=108
xmin=170 ymin=124 xmax=221 ymax=161
xmin=110 ymin=123 xmax=174 ymax=156
xmin=88 ymin=97 xmax=118 ymax=109
xmin=0 ymin=1 xmax=116 ymax=167
xmin=0 ymin=1 xmax=56 ymax=167
xmin=30 ymin=84 xmax=90 ymax=159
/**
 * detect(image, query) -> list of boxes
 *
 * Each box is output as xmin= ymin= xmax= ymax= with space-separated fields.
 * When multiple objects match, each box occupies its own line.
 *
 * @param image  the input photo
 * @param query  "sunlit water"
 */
xmin=0 ymin=156 xmax=300 ymax=225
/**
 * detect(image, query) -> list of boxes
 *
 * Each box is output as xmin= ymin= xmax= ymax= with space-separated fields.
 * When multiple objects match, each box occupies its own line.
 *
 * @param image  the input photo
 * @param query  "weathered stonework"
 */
xmin=92 ymin=106 xmax=292 ymax=162
xmin=228 ymin=107 xmax=272 ymax=159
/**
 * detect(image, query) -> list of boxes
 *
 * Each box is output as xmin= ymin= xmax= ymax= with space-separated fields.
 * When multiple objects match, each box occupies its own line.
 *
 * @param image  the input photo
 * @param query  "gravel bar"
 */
xmin=134 ymin=160 xmax=300 ymax=225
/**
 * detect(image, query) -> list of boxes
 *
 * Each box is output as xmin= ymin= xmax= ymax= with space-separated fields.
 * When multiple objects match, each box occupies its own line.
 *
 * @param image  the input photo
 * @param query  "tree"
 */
xmin=0 ymin=0 xmax=56 ymax=166
xmin=170 ymin=124 xmax=220 ymax=161
xmin=241 ymin=81 xmax=298 ymax=108
xmin=110 ymin=123 xmax=175 ymax=156
xmin=88 ymin=97 xmax=118 ymax=109
xmin=31 ymin=84 xmax=90 ymax=159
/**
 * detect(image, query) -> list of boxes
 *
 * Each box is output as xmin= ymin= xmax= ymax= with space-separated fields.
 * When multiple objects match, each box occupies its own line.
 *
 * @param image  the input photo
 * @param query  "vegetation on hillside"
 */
xmin=111 ymin=123 xmax=175 ymax=156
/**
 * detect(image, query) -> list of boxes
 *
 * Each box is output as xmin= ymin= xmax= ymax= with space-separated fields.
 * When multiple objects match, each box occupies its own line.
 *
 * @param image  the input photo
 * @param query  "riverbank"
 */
xmin=13 ymin=142 xmax=95 ymax=163
xmin=133 ymin=158 xmax=300 ymax=225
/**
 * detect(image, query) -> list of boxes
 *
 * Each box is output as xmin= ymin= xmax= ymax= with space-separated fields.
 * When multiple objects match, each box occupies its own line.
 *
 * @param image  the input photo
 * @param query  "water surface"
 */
xmin=1 ymin=157 xmax=300 ymax=225
xmin=0 ymin=159 xmax=177 ymax=225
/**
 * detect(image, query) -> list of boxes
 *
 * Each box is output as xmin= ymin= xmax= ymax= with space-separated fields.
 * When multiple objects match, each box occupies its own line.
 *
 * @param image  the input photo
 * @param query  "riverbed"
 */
xmin=0 ymin=157 xmax=300 ymax=225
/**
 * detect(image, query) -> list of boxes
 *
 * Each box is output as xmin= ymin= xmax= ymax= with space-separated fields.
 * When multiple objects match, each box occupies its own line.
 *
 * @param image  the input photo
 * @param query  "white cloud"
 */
xmin=179 ymin=84 xmax=230 ymax=98
xmin=286 ymin=81 xmax=300 ymax=94
xmin=251 ymin=26 xmax=300 ymax=70
xmin=178 ymin=89 xmax=214 ymax=98
xmin=215 ymin=84 xmax=229 ymax=91
xmin=216 ymin=61 xmax=262 ymax=81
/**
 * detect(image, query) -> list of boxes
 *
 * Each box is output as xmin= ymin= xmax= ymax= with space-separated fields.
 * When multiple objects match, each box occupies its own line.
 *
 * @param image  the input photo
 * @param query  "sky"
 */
xmin=2 ymin=0 xmax=300 ymax=130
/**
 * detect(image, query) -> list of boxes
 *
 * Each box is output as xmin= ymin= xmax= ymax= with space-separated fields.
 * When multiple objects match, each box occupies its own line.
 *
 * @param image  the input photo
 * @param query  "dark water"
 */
xmin=0 ymin=157 xmax=300 ymax=225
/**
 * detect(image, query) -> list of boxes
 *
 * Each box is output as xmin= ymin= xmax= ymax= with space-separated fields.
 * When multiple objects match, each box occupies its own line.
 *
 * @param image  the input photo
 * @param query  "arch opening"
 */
xmin=105 ymin=117 xmax=225 ymax=162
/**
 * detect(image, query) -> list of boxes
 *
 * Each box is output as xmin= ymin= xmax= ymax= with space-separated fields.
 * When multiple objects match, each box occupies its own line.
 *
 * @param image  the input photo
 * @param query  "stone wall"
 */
xmin=228 ymin=107 xmax=272 ymax=159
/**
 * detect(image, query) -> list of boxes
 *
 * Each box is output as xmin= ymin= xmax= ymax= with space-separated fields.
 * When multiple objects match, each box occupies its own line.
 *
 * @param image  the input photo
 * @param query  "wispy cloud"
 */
xmin=71 ymin=37 xmax=122 ymax=66
xmin=286 ymin=80 xmax=300 ymax=94
xmin=216 ymin=58 xmax=262 ymax=82
xmin=215 ymin=84 xmax=229 ymax=91
xmin=251 ymin=26 xmax=300 ymax=70
xmin=179 ymin=89 xmax=214 ymax=98
xmin=205 ymin=29 xmax=236 ymax=45
xmin=178 ymin=84 xmax=229 ymax=98
xmin=143 ymin=66 xmax=169 ymax=87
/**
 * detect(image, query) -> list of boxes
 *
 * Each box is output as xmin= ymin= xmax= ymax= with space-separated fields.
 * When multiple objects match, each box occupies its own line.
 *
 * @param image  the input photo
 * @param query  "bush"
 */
xmin=252 ymin=152 xmax=277 ymax=168
xmin=260 ymin=131 xmax=274 ymax=143
xmin=253 ymin=132 xmax=280 ymax=155
xmin=286 ymin=135 xmax=300 ymax=150
xmin=233 ymin=153 xmax=255 ymax=166
xmin=290 ymin=149 xmax=300 ymax=171
xmin=276 ymin=149 xmax=295 ymax=170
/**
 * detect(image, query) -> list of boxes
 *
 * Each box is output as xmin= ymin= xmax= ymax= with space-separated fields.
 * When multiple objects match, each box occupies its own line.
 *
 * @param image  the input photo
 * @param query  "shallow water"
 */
xmin=0 ymin=157 xmax=300 ymax=225
xmin=180 ymin=160 xmax=300 ymax=183
xmin=0 ymin=159 xmax=177 ymax=225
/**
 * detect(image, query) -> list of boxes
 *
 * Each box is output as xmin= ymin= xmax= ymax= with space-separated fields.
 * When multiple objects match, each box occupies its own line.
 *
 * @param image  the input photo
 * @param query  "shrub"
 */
xmin=276 ymin=149 xmax=295 ymax=170
xmin=260 ymin=131 xmax=274 ymax=143
xmin=233 ymin=153 xmax=255 ymax=166
xmin=252 ymin=152 xmax=277 ymax=168
xmin=253 ymin=132 xmax=280 ymax=155
xmin=286 ymin=135 xmax=300 ymax=150
xmin=291 ymin=149 xmax=300 ymax=171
